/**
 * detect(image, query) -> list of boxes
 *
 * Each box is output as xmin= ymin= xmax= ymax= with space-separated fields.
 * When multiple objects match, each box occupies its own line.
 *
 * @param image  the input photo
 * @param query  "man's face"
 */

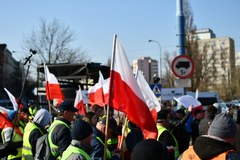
xmin=20 ymin=112 xmax=29 ymax=122
xmin=63 ymin=110 xmax=76 ymax=122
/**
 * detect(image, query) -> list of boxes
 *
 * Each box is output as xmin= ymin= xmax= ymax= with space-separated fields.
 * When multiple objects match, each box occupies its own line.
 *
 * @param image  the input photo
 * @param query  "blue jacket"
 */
xmin=90 ymin=127 xmax=120 ymax=160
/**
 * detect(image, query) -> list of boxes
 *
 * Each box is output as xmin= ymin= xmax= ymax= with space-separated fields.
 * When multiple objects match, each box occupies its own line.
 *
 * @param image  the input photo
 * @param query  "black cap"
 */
xmin=58 ymin=101 xmax=78 ymax=113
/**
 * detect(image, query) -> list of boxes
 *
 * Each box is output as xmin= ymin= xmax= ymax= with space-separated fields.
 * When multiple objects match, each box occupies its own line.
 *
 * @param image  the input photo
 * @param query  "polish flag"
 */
xmin=135 ymin=70 xmax=161 ymax=122
xmin=74 ymin=86 xmax=86 ymax=115
xmin=4 ymin=88 xmax=18 ymax=111
xmin=103 ymin=78 xmax=110 ymax=104
xmin=109 ymin=35 xmax=158 ymax=139
xmin=44 ymin=64 xmax=63 ymax=100
xmin=0 ymin=112 xmax=13 ymax=129
xmin=88 ymin=71 xmax=105 ymax=107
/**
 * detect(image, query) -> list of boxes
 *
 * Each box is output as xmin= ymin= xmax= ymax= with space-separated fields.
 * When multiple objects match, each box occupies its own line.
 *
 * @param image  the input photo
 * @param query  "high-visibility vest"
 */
xmin=61 ymin=145 xmax=91 ymax=160
xmin=48 ymin=120 xmax=70 ymax=158
xmin=19 ymin=120 xmax=26 ymax=135
xmin=22 ymin=122 xmax=44 ymax=160
xmin=29 ymin=107 xmax=37 ymax=116
xmin=181 ymin=146 xmax=232 ymax=160
xmin=1 ymin=127 xmax=23 ymax=160
xmin=96 ymin=136 xmax=112 ymax=160
xmin=157 ymin=125 xmax=179 ymax=159
xmin=107 ymin=137 xmax=118 ymax=145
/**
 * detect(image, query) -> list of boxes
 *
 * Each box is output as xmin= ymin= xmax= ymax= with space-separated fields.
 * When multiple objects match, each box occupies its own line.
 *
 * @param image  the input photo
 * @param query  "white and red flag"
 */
xmin=102 ymin=78 xmax=110 ymax=104
xmin=74 ymin=86 xmax=86 ymax=115
xmin=4 ymin=88 xmax=18 ymax=111
xmin=88 ymin=71 xmax=105 ymax=107
xmin=44 ymin=64 xmax=63 ymax=100
xmin=174 ymin=95 xmax=203 ymax=113
xmin=108 ymin=35 xmax=158 ymax=139
xmin=135 ymin=70 xmax=161 ymax=122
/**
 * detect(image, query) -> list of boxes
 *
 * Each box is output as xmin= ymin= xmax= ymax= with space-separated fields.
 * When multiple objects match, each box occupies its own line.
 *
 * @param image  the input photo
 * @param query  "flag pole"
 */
xmin=44 ymin=64 xmax=52 ymax=114
xmin=103 ymin=34 xmax=117 ymax=160
xmin=118 ymin=117 xmax=128 ymax=149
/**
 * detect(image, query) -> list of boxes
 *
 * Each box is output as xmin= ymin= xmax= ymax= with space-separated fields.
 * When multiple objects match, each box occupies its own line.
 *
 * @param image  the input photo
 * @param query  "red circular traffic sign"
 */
xmin=171 ymin=55 xmax=194 ymax=79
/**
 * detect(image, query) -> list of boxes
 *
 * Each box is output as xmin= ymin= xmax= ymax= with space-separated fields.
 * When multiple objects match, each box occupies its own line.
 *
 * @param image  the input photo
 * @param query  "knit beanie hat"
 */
xmin=7 ymin=110 xmax=17 ymax=121
xmin=71 ymin=119 xmax=93 ymax=141
xmin=131 ymin=139 xmax=169 ymax=160
xmin=208 ymin=113 xmax=237 ymax=139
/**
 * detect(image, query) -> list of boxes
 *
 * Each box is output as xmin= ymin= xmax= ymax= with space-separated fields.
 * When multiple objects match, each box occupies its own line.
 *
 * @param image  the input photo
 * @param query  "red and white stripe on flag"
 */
xmin=109 ymin=35 xmax=158 ymax=139
xmin=74 ymin=86 xmax=86 ymax=115
xmin=44 ymin=64 xmax=63 ymax=100
xmin=88 ymin=71 xmax=106 ymax=107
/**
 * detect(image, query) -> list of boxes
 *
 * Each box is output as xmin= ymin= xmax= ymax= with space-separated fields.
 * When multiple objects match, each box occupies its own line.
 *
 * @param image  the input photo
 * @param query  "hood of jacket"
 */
xmin=193 ymin=135 xmax=235 ymax=159
xmin=33 ymin=109 xmax=52 ymax=128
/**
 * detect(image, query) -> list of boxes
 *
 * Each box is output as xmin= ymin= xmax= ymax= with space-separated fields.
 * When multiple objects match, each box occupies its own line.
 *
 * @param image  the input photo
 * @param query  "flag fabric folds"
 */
xmin=4 ymin=88 xmax=18 ymax=111
xmin=74 ymin=86 xmax=86 ymax=115
xmin=174 ymin=95 xmax=202 ymax=109
xmin=174 ymin=95 xmax=203 ymax=114
xmin=109 ymin=35 xmax=158 ymax=139
xmin=44 ymin=64 xmax=63 ymax=100
xmin=88 ymin=71 xmax=105 ymax=107
xmin=135 ymin=70 xmax=161 ymax=121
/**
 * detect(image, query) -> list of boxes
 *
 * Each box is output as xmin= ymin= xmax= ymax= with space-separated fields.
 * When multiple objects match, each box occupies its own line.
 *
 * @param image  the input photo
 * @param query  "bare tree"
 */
xmin=22 ymin=18 xmax=90 ymax=65
xmin=163 ymin=51 xmax=176 ymax=88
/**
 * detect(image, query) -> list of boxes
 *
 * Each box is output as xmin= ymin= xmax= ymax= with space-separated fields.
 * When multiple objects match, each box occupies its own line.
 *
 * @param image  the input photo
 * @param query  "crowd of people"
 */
xmin=1 ymin=100 xmax=240 ymax=160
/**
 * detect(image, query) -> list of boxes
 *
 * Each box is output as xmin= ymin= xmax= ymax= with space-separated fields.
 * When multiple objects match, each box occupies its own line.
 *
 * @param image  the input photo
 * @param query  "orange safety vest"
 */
xmin=181 ymin=146 xmax=232 ymax=160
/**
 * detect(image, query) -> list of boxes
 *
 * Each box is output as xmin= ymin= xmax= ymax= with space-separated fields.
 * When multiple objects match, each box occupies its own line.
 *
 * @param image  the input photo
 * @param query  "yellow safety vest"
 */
xmin=1 ymin=127 xmax=23 ymax=160
xmin=22 ymin=122 xmax=43 ymax=160
xmin=29 ymin=107 xmax=37 ymax=116
xmin=96 ymin=136 xmax=112 ymax=160
xmin=157 ymin=125 xmax=179 ymax=159
xmin=61 ymin=145 xmax=91 ymax=160
xmin=48 ymin=120 xmax=70 ymax=158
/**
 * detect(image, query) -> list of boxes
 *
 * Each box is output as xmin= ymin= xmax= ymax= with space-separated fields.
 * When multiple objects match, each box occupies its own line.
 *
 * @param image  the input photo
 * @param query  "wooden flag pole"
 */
xmin=103 ymin=105 xmax=110 ymax=160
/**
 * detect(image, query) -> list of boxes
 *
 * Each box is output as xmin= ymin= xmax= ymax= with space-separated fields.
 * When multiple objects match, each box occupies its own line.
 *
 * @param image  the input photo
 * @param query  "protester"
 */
xmin=179 ymin=113 xmax=240 ymax=159
xmin=47 ymin=101 xmax=78 ymax=159
xmin=131 ymin=139 xmax=169 ymax=160
xmin=198 ymin=105 xmax=218 ymax=136
xmin=22 ymin=109 xmax=52 ymax=159
xmin=125 ymin=121 xmax=144 ymax=160
xmin=168 ymin=107 xmax=192 ymax=154
xmin=90 ymin=104 xmax=104 ymax=118
xmin=157 ymin=109 xmax=179 ymax=160
xmin=18 ymin=107 xmax=31 ymax=134
xmin=28 ymin=102 xmax=38 ymax=119
xmin=82 ymin=111 xmax=98 ymax=127
xmin=191 ymin=109 xmax=204 ymax=144
xmin=90 ymin=116 xmax=121 ymax=160
xmin=1 ymin=110 xmax=22 ymax=160
xmin=61 ymin=119 xmax=93 ymax=160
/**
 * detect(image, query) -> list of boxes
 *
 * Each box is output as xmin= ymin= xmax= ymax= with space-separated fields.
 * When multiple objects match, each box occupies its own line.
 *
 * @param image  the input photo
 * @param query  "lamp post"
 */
xmin=148 ymin=39 xmax=162 ymax=106
xmin=148 ymin=40 xmax=162 ymax=84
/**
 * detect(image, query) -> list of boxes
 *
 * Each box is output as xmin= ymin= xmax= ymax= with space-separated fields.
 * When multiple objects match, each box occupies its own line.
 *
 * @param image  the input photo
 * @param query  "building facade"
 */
xmin=188 ymin=29 xmax=235 ymax=98
xmin=132 ymin=57 xmax=159 ymax=84
xmin=0 ymin=44 xmax=23 ymax=99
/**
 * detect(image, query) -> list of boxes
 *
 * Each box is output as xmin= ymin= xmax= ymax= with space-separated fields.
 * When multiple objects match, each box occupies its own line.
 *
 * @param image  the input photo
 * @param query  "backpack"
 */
xmin=34 ymin=134 xmax=54 ymax=160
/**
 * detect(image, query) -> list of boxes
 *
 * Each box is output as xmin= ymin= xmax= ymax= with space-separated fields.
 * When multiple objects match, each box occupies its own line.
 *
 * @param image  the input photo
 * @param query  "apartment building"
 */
xmin=132 ymin=56 xmax=159 ymax=84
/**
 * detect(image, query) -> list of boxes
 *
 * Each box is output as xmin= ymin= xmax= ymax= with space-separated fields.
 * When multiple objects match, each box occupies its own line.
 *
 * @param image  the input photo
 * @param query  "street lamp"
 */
xmin=148 ymin=39 xmax=162 ymax=106
xmin=148 ymin=40 xmax=162 ymax=84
